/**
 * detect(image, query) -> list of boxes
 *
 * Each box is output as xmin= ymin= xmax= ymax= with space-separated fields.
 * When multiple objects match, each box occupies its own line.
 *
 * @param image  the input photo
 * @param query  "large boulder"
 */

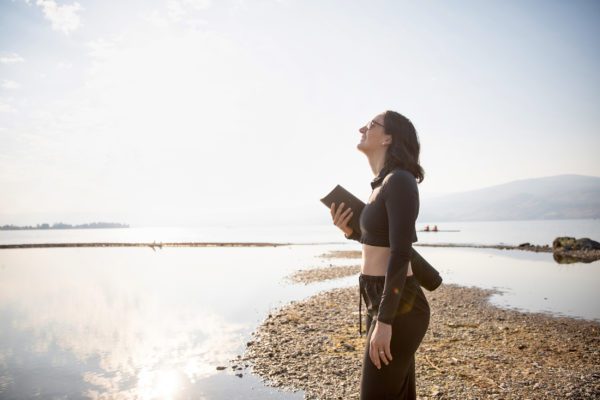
xmin=553 ymin=237 xmax=577 ymax=251
xmin=575 ymin=238 xmax=600 ymax=250
xmin=553 ymin=236 xmax=600 ymax=251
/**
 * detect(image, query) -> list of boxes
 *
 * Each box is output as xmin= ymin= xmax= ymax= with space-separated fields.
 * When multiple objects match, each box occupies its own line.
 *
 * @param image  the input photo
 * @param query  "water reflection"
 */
xmin=552 ymin=252 xmax=599 ymax=264
xmin=417 ymin=246 xmax=600 ymax=321
xmin=0 ymin=246 xmax=325 ymax=399
xmin=1 ymin=243 xmax=598 ymax=398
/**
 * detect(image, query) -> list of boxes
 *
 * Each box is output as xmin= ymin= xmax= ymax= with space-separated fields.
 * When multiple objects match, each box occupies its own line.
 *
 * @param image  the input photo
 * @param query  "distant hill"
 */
xmin=419 ymin=174 xmax=600 ymax=222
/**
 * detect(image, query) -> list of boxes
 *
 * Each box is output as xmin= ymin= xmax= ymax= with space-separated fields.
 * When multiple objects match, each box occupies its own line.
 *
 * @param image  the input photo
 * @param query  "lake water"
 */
xmin=2 ymin=218 xmax=599 ymax=247
xmin=0 ymin=219 xmax=598 ymax=399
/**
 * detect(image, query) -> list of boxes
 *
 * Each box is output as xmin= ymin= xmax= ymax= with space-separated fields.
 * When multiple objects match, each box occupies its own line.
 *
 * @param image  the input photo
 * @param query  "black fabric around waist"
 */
xmin=359 ymin=273 xmax=418 ymax=285
xmin=358 ymin=273 xmax=422 ymax=336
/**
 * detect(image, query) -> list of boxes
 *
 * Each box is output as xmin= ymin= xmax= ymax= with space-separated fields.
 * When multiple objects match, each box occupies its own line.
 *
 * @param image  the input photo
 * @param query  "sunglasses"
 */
xmin=366 ymin=120 xmax=385 ymax=130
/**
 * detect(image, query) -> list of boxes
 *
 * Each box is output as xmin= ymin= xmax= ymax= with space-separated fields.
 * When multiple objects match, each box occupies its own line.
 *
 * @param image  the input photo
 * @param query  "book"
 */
xmin=320 ymin=184 xmax=365 ymax=237
xmin=320 ymin=184 xmax=442 ymax=291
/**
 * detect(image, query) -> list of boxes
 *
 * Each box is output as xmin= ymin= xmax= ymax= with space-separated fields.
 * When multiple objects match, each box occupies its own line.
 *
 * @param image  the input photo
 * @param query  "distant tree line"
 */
xmin=0 ymin=222 xmax=130 ymax=230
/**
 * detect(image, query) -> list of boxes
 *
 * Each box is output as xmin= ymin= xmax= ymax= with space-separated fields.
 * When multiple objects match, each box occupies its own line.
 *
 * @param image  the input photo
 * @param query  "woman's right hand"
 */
xmin=329 ymin=202 xmax=354 ymax=236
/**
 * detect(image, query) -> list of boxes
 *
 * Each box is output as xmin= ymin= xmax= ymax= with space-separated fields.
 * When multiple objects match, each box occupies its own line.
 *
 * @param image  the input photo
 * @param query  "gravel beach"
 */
xmin=239 ymin=250 xmax=600 ymax=399
xmin=285 ymin=264 xmax=361 ymax=285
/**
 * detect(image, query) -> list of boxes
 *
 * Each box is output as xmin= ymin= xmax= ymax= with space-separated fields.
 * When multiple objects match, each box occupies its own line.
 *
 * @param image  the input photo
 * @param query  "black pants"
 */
xmin=359 ymin=273 xmax=430 ymax=400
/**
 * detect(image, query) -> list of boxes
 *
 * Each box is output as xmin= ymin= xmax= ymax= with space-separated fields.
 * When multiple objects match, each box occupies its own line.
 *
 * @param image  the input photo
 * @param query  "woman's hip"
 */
xmin=359 ymin=273 xmax=430 ymax=321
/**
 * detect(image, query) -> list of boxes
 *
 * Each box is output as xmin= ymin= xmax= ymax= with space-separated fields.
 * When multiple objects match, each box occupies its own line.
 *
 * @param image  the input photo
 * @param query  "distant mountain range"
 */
xmin=418 ymin=174 xmax=600 ymax=222
xmin=2 ymin=175 xmax=596 ymax=228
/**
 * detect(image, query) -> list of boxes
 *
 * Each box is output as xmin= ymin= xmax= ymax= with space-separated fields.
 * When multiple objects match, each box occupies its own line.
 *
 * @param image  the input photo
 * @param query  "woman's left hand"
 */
xmin=369 ymin=321 xmax=393 ymax=369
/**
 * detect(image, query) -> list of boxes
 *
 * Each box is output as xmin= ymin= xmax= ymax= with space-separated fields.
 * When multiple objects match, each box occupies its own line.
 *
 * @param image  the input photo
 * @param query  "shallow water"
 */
xmin=0 ymin=221 xmax=599 ymax=398
xmin=413 ymin=246 xmax=600 ymax=322
xmin=0 ymin=245 xmax=351 ymax=399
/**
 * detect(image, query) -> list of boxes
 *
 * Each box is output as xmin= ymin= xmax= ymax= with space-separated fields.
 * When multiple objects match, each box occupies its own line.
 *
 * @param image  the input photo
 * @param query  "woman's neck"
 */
xmin=367 ymin=153 xmax=387 ymax=178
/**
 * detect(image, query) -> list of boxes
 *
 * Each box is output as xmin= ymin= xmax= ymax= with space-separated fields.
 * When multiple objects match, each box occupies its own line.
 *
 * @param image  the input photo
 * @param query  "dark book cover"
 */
xmin=320 ymin=184 xmax=365 ymax=236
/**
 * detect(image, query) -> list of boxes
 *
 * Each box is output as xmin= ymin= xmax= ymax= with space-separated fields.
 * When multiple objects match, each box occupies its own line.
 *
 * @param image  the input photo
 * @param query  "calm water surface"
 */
xmin=0 ymin=219 xmax=598 ymax=398
xmin=414 ymin=246 xmax=600 ymax=321
xmin=0 ymin=245 xmax=359 ymax=399
xmin=1 ymin=218 xmax=598 ymax=246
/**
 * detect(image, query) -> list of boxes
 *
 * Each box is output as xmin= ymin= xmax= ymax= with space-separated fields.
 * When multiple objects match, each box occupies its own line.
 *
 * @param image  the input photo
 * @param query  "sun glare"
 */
xmin=137 ymin=368 xmax=182 ymax=400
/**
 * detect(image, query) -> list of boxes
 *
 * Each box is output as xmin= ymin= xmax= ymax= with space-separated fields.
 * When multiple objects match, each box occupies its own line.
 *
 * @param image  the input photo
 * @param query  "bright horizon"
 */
xmin=1 ymin=0 xmax=599 ymax=227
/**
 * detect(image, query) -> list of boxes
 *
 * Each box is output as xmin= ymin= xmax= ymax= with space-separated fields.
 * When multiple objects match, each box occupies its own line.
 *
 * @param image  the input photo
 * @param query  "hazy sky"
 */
xmin=1 ymin=0 xmax=599 ymax=227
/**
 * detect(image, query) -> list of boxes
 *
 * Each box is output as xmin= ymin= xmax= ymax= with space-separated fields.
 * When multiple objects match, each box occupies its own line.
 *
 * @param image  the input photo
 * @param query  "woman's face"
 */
xmin=357 ymin=112 xmax=391 ymax=153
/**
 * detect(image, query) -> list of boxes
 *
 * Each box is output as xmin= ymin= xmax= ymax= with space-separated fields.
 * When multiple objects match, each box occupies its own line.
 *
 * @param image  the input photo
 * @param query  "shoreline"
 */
xmin=0 ymin=242 xmax=288 ymax=250
xmin=2 ymin=241 xmax=597 ymax=262
xmin=239 ymin=252 xmax=600 ymax=399
xmin=322 ymin=242 xmax=600 ymax=263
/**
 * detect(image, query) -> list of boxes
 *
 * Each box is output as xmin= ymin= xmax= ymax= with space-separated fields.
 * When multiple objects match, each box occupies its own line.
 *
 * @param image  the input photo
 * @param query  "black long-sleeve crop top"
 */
xmin=345 ymin=166 xmax=419 ymax=325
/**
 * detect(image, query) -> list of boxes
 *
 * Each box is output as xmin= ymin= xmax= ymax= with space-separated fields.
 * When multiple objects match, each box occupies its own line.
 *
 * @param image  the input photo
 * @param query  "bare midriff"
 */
xmin=361 ymin=243 xmax=413 ymax=277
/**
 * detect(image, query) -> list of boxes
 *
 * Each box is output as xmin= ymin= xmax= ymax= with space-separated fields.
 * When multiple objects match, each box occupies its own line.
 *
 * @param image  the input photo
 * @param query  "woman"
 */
xmin=329 ymin=110 xmax=430 ymax=399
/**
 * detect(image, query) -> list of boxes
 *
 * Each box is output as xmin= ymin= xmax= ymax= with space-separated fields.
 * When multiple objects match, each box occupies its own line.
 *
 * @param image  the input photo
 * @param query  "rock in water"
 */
xmin=575 ymin=238 xmax=600 ymax=250
xmin=553 ymin=236 xmax=600 ymax=251
xmin=553 ymin=237 xmax=577 ymax=251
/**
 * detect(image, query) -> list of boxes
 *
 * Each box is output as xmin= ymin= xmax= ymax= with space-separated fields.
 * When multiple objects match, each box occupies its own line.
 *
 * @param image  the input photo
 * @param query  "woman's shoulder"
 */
xmin=382 ymin=168 xmax=418 ymax=190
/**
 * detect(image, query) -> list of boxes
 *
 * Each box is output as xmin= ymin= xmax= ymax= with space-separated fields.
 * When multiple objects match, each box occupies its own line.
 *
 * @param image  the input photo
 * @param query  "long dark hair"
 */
xmin=382 ymin=110 xmax=425 ymax=183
